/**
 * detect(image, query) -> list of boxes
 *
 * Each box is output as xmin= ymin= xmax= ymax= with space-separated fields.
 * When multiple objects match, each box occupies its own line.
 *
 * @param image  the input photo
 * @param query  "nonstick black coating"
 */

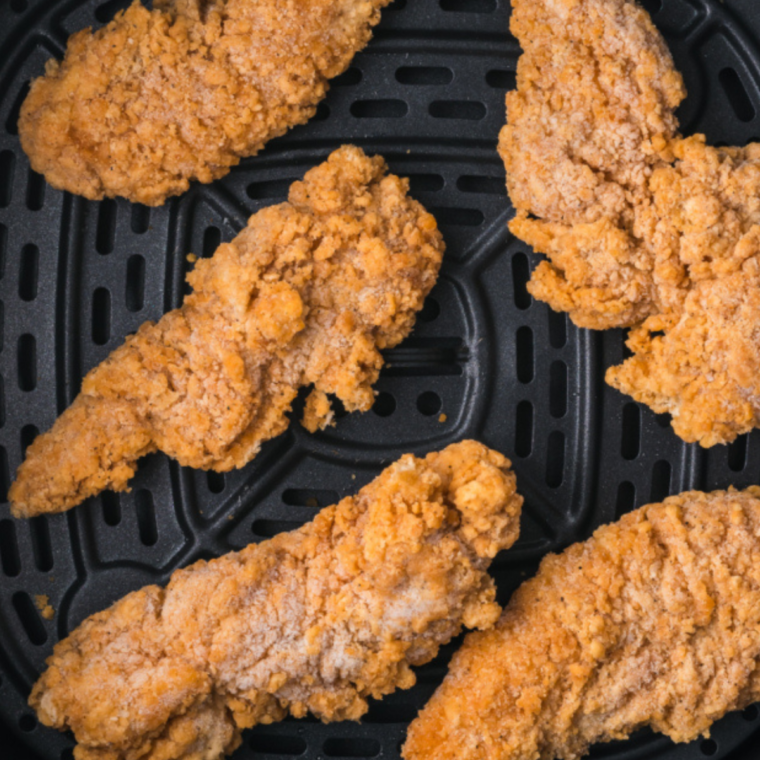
xmin=0 ymin=0 xmax=759 ymax=758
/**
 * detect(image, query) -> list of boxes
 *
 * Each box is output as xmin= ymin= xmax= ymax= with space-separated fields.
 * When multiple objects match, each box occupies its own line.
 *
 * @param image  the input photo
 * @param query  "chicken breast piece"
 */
xmin=9 ymin=146 xmax=444 ymax=518
xmin=30 ymin=440 xmax=523 ymax=760
xmin=19 ymin=0 xmax=391 ymax=205
xmin=403 ymin=487 xmax=760 ymax=760
xmin=500 ymin=0 xmax=685 ymax=330
xmin=501 ymin=0 xmax=760 ymax=445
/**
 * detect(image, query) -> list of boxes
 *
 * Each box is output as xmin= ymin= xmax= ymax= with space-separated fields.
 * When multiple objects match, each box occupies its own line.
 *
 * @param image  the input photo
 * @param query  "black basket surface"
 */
xmin=1 ymin=0 xmax=760 ymax=758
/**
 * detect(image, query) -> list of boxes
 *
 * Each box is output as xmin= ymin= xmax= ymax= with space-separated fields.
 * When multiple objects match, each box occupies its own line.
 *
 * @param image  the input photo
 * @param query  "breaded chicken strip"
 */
xmin=501 ymin=0 xmax=760 ymax=445
xmin=501 ymin=0 xmax=685 ymax=328
xmin=30 ymin=441 xmax=523 ymax=760
xmin=9 ymin=146 xmax=443 ymax=518
xmin=404 ymin=487 xmax=760 ymax=760
xmin=606 ymin=137 xmax=760 ymax=445
xmin=19 ymin=0 xmax=390 ymax=205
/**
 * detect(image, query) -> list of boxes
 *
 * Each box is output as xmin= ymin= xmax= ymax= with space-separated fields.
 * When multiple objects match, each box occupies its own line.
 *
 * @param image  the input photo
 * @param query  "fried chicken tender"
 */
xmin=19 ymin=0 xmax=390 ymax=205
xmin=30 ymin=441 xmax=523 ymax=760
xmin=9 ymin=146 xmax=443 ymax=518
xmin=501 ymin=0 xmax=760 ymax=445
xmin=404 ymin=487 xmax=760 ymax=760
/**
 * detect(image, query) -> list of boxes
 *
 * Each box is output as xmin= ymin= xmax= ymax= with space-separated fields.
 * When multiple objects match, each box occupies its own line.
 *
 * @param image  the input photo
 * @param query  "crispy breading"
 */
xmin=19 ymin=0 xmax=391 ymax=205
xmin=30 ymin=441 xmax=523 ymax=760
xmin=607 ymin=137 xmax=760 ymax=444
xmin=500 ymin=0 xmax=684 ymax=229
xmin=9 ymin=146 xmax=443 ymax=518
xmin=404 ymin=487 xmax=760 ymax=760
xmin=501 ymin=0 xmax=760 ymax=445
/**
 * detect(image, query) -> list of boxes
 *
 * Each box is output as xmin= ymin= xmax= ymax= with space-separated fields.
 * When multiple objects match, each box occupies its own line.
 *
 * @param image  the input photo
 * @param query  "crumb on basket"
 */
xmin=35 ymin=595 xmax=55 ymax=620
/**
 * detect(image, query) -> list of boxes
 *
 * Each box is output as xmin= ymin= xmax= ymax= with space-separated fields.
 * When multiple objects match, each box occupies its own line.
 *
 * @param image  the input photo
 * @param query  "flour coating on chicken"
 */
xmin=9 ymin=146 xmax=443 ymax=518
xmin=501 ymin=0 xmax=760 ymax=445
xmin=19 ymin=0 xmax=391 ymax=205
xmin=404 ymin=487 xmax=760 ymax=760
xmin=31 ymin=441 xmax=523 ymax=760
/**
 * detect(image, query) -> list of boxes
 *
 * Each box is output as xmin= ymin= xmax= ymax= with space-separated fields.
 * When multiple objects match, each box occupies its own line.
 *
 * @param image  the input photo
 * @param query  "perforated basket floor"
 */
xmin=1 ymin=0 xmax=760 ymax=758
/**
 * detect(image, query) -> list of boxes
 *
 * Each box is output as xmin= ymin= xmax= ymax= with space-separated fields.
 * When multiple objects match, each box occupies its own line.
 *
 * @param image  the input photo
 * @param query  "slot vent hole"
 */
xmin=30 ymin=515 xmax=53 ymax=572
xmin=96 ymin=199 xmax=117 ymax=254
xmin=650 ymin=460 xmax=672 ymax=502
xmin=548 ymin=310 xmax=567 ymax=348
xmin=0 ymin=223 xmax=7 ymax=279
xmin=19 ymin=243 xmax=39 ymax=302
xmin=92 ymin=288 xmax=112 ymax=345
xmin=21 ymin=423 xmax=38 ymax=455
xmin=313 ymin=103 xmax=331 ymax=121
xmin=727 ymin=435 xmax=747 ymax=472
xmin=362 ymin=701 xmax=417 ymax=723
xmin=19 ymin=714 xmax=36 ymax=732
xmin=246 ymin=179 xmax=295 ymax=201
xmin=440 ymin=0 xmax=496 ymax=11
xmin=621 ymin=403 xmax=641 ymax=460
xmin=701 ymin=740 xmax=718 ymax=757
xmin=549 ymin=361 xmax=567 ymax=418
xmin=130 ymin=204 xmax=150 ymax=234
xmin=512 ymin=253 xmax=531 ymax=310
xmin=126 ymin=255 xmax=145 ymax=312
xmin=486 ymin=70 xmax=516 ymax=89
xmin=18 ymin=334 xmax=37 ymax=391
xmin=136 ymin=489 xmax=158 ymax=546
xmin=350 ymin=100 xmax=408 ymax=119
xmin=323 ymin=738 xmax=381 ymax=757
xmin=514 ymin=400 xmax=533 ymax=458
xmin=26 ymin=170 xmax=45 ymax=211
xmin=207 ymin=471 xmax=226 ymax=494
xmin=333 ymin=67 xmax=363 ymax=87
xmin=12 ymin=591 xmax=47 ymax=645
xmin=0 ymin=520 xmax=21 ymax=576
xmin=639 ymin=0 xmax=662 ymax=13
xmin=417 ymin=391 xmax=441 ymax=416
xmin=0 ymin=446 xmax=8 ymax=502
xmin=203 ymin=226 xmax=221 ymax=258
xmin=102 ymin=492 xmax=121 ymax=526
xmin=249 ymin=734 xmax=308 ymax=755
xmin=417 ymin=297 xmax=440 ymax=322
xmin=516 ymin=326 xmax=533 ymax=384
xmin=719 ymin=68 xmax=755 ymax=122
xmin=0 ymin=152 xmax=14 ymax=207
xmin=6 ymin=82 xmax=30 ymax=135
xmin=373 ymin=391 xmax=396 ymax=417
xmin=616 ymin=481 xmax=636 ymax=516
xmin=396 ymin=66 xmax=453 ymax=86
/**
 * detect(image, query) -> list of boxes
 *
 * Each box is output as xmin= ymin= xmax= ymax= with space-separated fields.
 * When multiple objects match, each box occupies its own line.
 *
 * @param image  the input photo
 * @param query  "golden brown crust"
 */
xmin=9 ymin=146 xmax=444 ymax=518
xmin=19 ymin=0 xmax=391 ymax=205
xmin=30 ymin=441 xmax=523 ymax=760
xmin=502 ymin=0 xmax=760 ymax=446
xmin=500 ymin=0 xmax=685 ymax=332
xmin=404 ymin=487 xmax=760 ymax=760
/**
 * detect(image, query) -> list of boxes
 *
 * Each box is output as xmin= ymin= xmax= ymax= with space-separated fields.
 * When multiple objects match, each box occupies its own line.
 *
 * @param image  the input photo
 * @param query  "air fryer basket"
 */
xmin=0 ymin=0 xmax=759 ymax=758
